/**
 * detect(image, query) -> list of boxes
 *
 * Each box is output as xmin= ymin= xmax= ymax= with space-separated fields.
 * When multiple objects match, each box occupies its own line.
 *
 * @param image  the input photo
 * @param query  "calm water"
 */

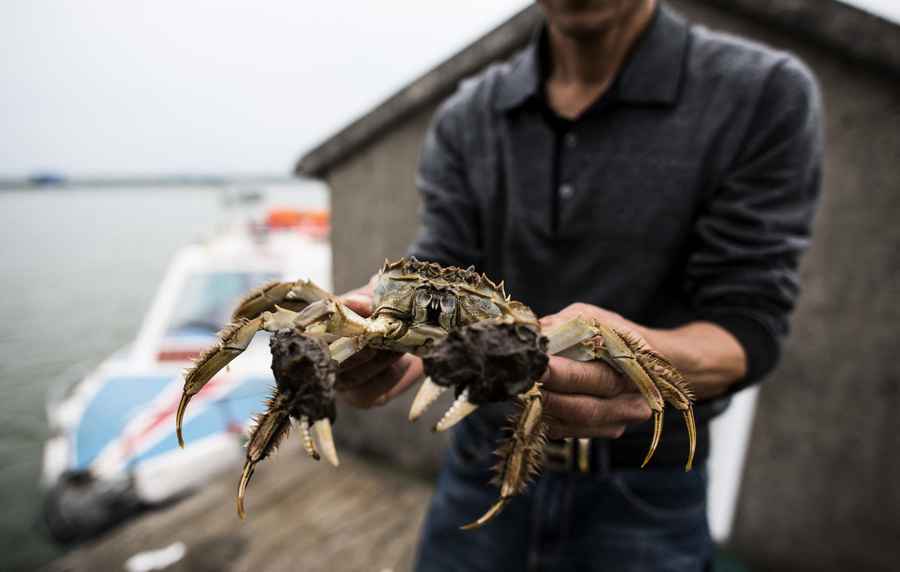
xmin=0 ymin=181 xmax=326 ymax=570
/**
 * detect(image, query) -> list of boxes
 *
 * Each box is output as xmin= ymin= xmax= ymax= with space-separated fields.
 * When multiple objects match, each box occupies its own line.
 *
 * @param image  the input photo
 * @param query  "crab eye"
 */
xmin=415 ymin=289 xmax=433 ymax=308
xmin=440 ymin=294 xmax=457 ymax=314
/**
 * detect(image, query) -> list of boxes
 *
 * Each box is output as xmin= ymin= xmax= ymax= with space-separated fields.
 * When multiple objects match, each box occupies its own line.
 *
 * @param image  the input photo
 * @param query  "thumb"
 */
xmin=341 ymin=293 xmax=373 ymax=317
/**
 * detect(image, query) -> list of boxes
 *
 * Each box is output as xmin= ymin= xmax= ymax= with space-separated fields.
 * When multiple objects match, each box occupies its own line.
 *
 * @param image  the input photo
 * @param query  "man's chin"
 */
xmin=540 ymin=1 xmax=631 ymax=38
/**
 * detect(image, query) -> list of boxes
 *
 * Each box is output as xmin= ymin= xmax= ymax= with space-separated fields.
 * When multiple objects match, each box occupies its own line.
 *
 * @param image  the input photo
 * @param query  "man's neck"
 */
xmin=545 ymin=0 xmax=656 ymax=118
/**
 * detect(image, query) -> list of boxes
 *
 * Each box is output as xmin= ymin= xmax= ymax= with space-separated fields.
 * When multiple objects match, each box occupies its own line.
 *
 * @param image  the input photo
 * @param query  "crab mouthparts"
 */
xmin=414 ymin=288 xmax=457 ymax=329
xmin=425 ymin=296 xmax=442 ymax=323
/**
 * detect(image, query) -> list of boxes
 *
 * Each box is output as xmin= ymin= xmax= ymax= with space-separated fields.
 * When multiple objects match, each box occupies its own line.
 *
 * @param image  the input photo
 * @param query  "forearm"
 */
xmin=638 ymin=321 xmax=747 ymax=400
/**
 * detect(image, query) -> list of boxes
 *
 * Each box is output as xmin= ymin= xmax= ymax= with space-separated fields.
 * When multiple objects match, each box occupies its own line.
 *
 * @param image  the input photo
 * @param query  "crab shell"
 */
xmin=372 ymin=258 xmax=514 ymax=331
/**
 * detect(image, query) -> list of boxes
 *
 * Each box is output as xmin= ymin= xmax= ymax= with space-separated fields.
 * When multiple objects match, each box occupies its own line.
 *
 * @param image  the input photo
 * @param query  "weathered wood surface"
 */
xmin=45 ymin=443 xmax=434 ymax=572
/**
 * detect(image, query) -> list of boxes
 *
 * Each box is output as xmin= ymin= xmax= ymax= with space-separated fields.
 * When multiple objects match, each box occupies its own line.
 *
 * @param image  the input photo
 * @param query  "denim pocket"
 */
xmin=610 ymin=468 xmax=707 ymax=520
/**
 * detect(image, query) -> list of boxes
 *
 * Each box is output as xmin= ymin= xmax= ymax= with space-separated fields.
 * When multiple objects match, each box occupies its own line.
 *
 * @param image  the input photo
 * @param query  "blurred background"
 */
xmin=1 ymin=1 xmax=898 ymax=571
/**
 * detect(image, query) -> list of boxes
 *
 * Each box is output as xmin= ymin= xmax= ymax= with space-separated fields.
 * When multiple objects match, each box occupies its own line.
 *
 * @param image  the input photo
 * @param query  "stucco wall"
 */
xmin=673 ymin=3 xmax=900 ymax=571
xmin=327 ymin=108 xmax=434 ymax=294
xmin=325 ymin=107 xmax=451 ymax=477
xmin=321 ymin=1 xmax=900 ymax=569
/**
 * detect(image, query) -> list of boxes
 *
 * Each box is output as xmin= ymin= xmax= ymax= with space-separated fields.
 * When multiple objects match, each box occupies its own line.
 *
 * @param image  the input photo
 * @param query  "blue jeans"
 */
xmin=414 ymin=413 xmax=712 ymax=572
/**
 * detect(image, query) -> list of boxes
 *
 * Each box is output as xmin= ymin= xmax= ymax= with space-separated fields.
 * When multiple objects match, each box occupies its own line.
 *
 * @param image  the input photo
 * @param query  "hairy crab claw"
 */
xmin=411 ymin=320 xmax=549 ymax=432
xmin=236 ymin=332 xmax=339 ymax=519
xmin=408 ymin=377 xmax=447 ymax=422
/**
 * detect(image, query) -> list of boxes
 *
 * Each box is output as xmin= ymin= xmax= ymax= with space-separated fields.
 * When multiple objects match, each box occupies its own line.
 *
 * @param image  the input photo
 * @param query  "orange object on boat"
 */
xmin=265 ymin=208 xmax=330 ymax=237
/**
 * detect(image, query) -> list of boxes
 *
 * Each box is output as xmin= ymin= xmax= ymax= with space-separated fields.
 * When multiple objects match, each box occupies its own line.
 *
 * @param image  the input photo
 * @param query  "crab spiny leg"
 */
xmin=181 ymin=296 xmax=373 ymax=449
xmin=177 ymin=316 xmax=263 ymax=447
xmin=543 ymin=317 xmax=598 ymax=355
xmin=547 ymin=319 xmax=697 ymax=471
xmin=592 ymin=324 xmax=665 ymax=468
xmin=177 ymin=305 xmax=303 ymax=447
xmin=462 ymin=384 xmax=546 ymax=530
xmin=232 ymin=279 xmax=332 ymax=322
xmin=639 ymin=350 xmax=696 ymax=470
xmin=237 ymin=393 xmax=292 ymax=519
xmin=409 ymin=377 xmax=447 ymax=422
xmin=294 ymin=298 xmax=370 ymax=335
xmin=298 ymin=416 xmax=319 ymax=461
xmin=647 ymin=408 xmax=664 ymax=468
xmin=434 ymin=388 xmax=479 ymax=432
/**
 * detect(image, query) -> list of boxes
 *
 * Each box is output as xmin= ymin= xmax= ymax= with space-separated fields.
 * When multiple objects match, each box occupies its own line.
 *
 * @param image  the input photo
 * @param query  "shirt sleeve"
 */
xmin=407 ymin=97 xmax=483 ymax=269
xmin=685 ymin=56 xmax=824 ymax=390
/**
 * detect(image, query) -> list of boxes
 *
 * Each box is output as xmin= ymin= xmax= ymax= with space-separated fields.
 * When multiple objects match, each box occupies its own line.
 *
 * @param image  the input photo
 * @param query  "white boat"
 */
xmin=41 ymin=200 xmax=331 ymax=542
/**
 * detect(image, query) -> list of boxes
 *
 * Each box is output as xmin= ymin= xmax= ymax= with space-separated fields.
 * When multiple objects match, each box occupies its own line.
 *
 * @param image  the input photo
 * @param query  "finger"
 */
xmin=336 ymin=351 xmax=402 ymax=389
xmin=542 ymin=392 xmax=652 ymax=428
xmin=340 ymin=294 xmax=373 ymax=317
xmin=375 ymin=356 xmax=424 ymax=404
xmin=546 ymin=422 xmax=627 ymax=440
xmin=339 ymin=357 xmax=412 ymax=408
xmin=338 ymin=347 xmax=399 ymax=373
xmin=337 ymin=347 xmax=379 ymax=371
xmin=539 ymin=313 xmax=563 ymax=330
xmin=542 ymin=356 xmax=633 ymax=397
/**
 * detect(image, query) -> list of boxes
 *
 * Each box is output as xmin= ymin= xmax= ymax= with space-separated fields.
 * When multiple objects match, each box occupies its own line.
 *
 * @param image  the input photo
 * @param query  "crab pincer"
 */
xmin=237 ymin=332 xmax=339 ymax=518
xmin=414 ymin=320 xmax=548 ymax=432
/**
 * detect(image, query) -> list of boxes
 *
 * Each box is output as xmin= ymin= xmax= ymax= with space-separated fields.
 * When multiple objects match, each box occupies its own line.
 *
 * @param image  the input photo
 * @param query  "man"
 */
xmin=339 ymin=0 xmax=822 ymax=570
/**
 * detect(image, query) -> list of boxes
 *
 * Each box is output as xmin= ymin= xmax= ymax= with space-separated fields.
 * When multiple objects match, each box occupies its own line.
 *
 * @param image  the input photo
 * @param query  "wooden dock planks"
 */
xmin=45 ymin=442 xmax=434 ymax=572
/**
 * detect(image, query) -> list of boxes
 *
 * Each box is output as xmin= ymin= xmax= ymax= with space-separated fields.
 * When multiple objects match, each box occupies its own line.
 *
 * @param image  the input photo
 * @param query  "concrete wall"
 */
xmin=673 ymin=3 xmax=900 ymax=571
xmin=327 ymin=109 xmax=434 ymax=294
xmin=325 ymin=107 xmax=451 ymax=477
xmin=322 ymin=1 xmax=900 ymax=569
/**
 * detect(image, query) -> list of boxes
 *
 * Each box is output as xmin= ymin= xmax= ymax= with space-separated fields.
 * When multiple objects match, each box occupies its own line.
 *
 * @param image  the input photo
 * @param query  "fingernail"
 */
xmin=374 ymin=395 xmax=388 ymax=406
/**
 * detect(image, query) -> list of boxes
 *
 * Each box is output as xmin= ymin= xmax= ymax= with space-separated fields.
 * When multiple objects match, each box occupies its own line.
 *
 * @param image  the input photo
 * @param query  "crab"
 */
xmin=176 ymin=257 xmax=696 ymax=529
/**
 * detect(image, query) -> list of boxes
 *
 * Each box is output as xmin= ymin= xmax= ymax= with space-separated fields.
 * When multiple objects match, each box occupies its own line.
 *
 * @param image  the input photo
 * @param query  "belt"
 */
xmin=543 ymin=436 xmax=704 ymax=473
xmin=544 ymin=439 xmax=597 ymax=473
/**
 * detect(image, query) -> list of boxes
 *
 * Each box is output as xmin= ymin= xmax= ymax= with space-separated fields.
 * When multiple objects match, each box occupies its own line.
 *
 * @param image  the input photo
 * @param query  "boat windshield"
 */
xmin=166 ymin=271 xmax=279 ymax=336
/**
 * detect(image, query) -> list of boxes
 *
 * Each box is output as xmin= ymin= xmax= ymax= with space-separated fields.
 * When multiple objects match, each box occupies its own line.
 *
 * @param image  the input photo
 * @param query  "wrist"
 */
xmin=642 ymin=326 xmax=704 ymax=374
xmin=641 ymin=323 xmax=747 ymax=399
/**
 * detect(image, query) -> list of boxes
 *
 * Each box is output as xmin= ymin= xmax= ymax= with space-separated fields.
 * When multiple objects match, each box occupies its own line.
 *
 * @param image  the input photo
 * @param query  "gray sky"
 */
xmin=0 ymin=0 xmax=528 ymax=177
xmin=1 ymin=0 xmax=896 ymax=178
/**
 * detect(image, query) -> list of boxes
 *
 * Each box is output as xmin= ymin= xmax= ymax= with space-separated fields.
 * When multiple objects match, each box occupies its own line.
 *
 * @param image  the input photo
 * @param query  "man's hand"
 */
xmin=335 ymin=283 xmax=423 ymax=409
xmin=540 ymin=303 xmax=653 ymax=439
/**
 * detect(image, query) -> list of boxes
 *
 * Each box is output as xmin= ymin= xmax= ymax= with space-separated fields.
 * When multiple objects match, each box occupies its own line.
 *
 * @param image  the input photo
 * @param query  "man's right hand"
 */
xmin=539 ymin=304 xmax=653 ymax=439
xmin=335 ymin=287 xmax=423 ymax=408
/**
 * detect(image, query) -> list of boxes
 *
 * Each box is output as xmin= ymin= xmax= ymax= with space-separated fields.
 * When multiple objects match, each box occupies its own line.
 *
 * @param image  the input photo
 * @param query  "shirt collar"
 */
xmin=494 ymin=3 xmax=690 ymax=111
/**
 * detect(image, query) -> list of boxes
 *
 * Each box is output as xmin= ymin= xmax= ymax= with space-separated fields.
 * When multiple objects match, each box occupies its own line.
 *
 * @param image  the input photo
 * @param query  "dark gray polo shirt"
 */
xmin=409 ymin=3 xmax=822 ymax=461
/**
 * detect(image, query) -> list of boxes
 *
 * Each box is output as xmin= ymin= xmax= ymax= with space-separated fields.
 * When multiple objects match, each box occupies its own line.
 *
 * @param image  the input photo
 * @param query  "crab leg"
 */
xmin=592 ymin=324 xmax=666 ymax=467
xmin=462 ymin=383 xmax=546 ymax=530
xmin=177 ymin=316 xmax=265 ymax=448
xmin=543 ymin=317 xmax=598 ymax=355
xmin=179 ymin=297 xmax=373 ymax=448
xmin=237 ymin=392 xmax=293 ymax=519
xmin=545 ymin=317 xmax=695 ymax=470
xmin=641 ymin=353 xmax=696 ymax=470
xmin=231 ymin=278 xmax=332 ymax=321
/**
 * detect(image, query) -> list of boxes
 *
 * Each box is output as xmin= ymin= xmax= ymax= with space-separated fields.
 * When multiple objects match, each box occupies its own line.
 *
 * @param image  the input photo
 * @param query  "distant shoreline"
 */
xmin=0 ymin=174 xmax=307 ymax=191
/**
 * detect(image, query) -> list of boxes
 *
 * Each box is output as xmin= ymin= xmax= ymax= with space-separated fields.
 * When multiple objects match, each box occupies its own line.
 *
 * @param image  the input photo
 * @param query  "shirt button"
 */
xmin=559 ymin=183 xmax=574 ymax=199
xmin=564 ymin=133 xmax=577 ymax=148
